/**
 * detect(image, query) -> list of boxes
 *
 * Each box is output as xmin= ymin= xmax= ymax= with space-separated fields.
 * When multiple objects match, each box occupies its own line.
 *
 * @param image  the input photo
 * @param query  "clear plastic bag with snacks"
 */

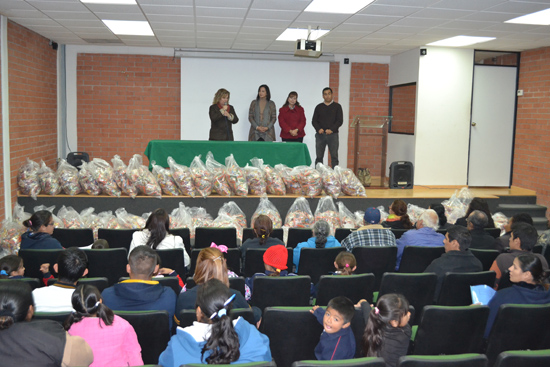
xmin=316 ymin=163 xmax=342 ymax=199
xmin=115 ymin=208 xmax=146 ymax=229
xmin=275 ymin=164 xmax=303 ymax=195
xmin=218 ymin=201 xmax=247 ymax=229
xmin=167 ymin=156 xmax=196 ymax=197
xmin=251 ymin=158 xmax=286 ymax=196
xmin=225 ymin=154 xmax=248 ymax=197
xmin=492 ymin=212 xmax=508 ymax=235
xmin=17 ymin=158 xmax=41 ymax=199
xmin=407 ymin=203 xmax=426 ymax=226
xmin=211 ymin=213 xmax=243 ymax=242
xmin=284 ymin=196 xmax=314 ymax=228
xmin=377 ymin=205 xmax=389 ymax=222
xmin=38 ymin=160 xmax=62 ymax=196
xmin=111 ymin=155 xmax=138 ymax=198
xmin=188 ymin=207 xmax=214 ymax=238
xmin=0 ymin=219 xmax=25 ymax=255
xmin=56 ymin=159 xmax=82 ymax=196
xmin=314 ymin=196 xmax=341 ymax=235
xmin=79 ymin=161 xmax=102 ymax=196
xmin=127 ymin=154 xmax=162 ymax=198
xmin=338 ymin=201 xmax=357 ymax=228
xmin=13 ymin=203 xmax=31 ymax=224
xmin=170 ymin=202 xmax=192 ymax=229
xmin=152 ymin=161 xmax=181 ymax=196
xmin=80 ymin=207 xmax=100 ymax=240
xmin=57 ymin=205 xmax=86 ymax=228
xmin=205 ymin=152 xmax=231 ymax=196
xmin=90 ymin=158 xmax=121 ymax=197
xmin=244 ymin=163 xmax=266 ymax=196
xmin=334 ymin=166 xmax=366 ymax=197
xmin=251 ymin=196 xmax=282 ymax=228
xmin=190 ymin=155 xmax=213 ymax=198
xmin=296 ymin=165 xmax=323 ymax=198
xmin=442 ymin=188 xmax=471 ymax=225
xmin=98 ymin=211 xmax=122 ymax=229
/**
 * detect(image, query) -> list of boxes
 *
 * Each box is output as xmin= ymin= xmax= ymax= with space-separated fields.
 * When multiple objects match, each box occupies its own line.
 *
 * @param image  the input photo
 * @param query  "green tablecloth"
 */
xmin=144 ymin=140 xmax=312 ymax=168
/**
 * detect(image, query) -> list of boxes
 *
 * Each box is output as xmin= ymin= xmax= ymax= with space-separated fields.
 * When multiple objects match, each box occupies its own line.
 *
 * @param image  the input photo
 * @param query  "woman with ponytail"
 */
xmin=241 ymin=214 xmax=285 ymax=263
xmin=381 ymin=200 xmax=413 ymax=230
xmin=160 ymin=278 xmax=271 ymax=366
xmin=363 ymin=293 xmax=411 ymax=367
xmin=20 ymin=210 xmax=63 ymax=250
xmin=65 ymin=284 xmax=143 ymax=367
xmin=294 ymin=220 xmax=341 ymax=272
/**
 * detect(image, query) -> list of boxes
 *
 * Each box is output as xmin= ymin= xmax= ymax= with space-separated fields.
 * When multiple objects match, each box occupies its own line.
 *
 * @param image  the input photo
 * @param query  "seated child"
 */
xmin=91 ymin=239 xmax=109 ymax=249
xmin=0 ymin=255 xmax=52 ymax=286
xmin=310 ymin=296 xmax=356 ymax=361
xmin=363 ymin=293 xmax=411 ymax=367
xmin=333 ymin=252 xmax=357 ymax=275
xmin=245 ymin=244 xmax=295 ymax=296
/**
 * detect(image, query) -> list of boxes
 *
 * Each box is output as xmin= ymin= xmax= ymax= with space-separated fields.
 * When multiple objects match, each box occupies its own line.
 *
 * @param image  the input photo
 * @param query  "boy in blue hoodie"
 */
xmin=310 ymin=296 xmax=356 ymax=360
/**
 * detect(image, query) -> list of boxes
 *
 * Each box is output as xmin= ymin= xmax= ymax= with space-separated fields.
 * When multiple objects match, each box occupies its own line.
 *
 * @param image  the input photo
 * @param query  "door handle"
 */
xmin=471 ymin=122 xmax=477 ymax=126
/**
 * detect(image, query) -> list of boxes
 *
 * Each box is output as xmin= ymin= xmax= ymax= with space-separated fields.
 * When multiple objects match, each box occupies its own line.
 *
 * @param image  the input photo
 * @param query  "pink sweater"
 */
xmin=68 ymin=315 xmax=143 ymax=367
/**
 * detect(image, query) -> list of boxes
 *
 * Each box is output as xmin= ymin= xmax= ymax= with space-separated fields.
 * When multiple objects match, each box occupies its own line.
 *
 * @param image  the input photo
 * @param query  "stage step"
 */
xmin=495 ymin=203 xmax=548 ymax=230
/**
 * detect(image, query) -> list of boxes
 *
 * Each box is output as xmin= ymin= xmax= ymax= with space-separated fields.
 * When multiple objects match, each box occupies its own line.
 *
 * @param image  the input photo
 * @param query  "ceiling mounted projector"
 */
xmin=295 ymin=39 xmax=322 ymax=58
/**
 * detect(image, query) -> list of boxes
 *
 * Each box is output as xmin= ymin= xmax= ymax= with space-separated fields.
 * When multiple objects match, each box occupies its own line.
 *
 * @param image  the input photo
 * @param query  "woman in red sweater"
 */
xmin=278 ymin=91 xmax=306 ymax=142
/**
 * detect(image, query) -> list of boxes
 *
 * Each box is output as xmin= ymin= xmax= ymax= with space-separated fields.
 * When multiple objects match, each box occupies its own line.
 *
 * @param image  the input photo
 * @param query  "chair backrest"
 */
xmin=0 ymin=278 xmax=41 ymax=290
xmin=83 ymin=248 xmax=128 ymax=286
xmin=251 ymin=276 xmax=311 ymax=311
xmin=413 ymin=305 xmax=490 ymax=355
xmin=316 ymin=274 xmax=375 ymax=305
xmin=190 ymin=248 xmax=241 ymax=275
xmin=169 ymin=227 xmax=191 ymax=256
xmin=51 ymin=228 xmax=95 ymax=248
xmin=470 ymin=249 xmax=500 ymax=271
xmin=437 ymin=271 xmax=496 ymax=306
xmin=485 ymin=227 xmax=502 ymax=239
xmin=261 ymin=307 xmax=323 ymax=367
xmin=156 ymin=248 xmax=186 ymax=279
xmin=292 ymin=357 xmax=386 ymax=367
xmin=243 ymin=248 xmax=293 ymax=277
xmin=287 ymin=228 xmax=313 ymax=249
xmin=114 ymin=310 xmax=170 ymax=365
xmin=178 ymin=307 xmax=255 ymax=328
xmin=335 ymin=228 xmax=353 ymax=242
xmin=19 ymin=249 xmax=63 ymax=279
xmin=33 ymin=311 xmax=71 ymax=325
xmin=397 ymin=354 xmax=488 ymax=367
xmin=485 ymin=304 xmax=550 ymax=367
xmin=378 ymin=272 xmax=438 ymax=324
xmin=497 ymin=271 xmax=513 ymax=290
xmin=352 ymin=246 xmax=397 ymax=290
xmin=399 ymin=246 xmax=445 ymax=273
xmin=194 ymin=227 xmax=237 ymax=248
xmin=47 ymin=277 xmax=110 ymax=292
xmin=494 ymin=349 xmax=550 ymax=367
xmin=97 ymin=228 xmax=138 ymax=252
xmin=297 ymin=247 xmax=346 ymax=283
xmin=391 ymin=229 xmax=408 ymax=239
xmin=184 ymin=276 xmax=245 ymax=296
xmin=242 ymin=228 xmax=285 ymax=243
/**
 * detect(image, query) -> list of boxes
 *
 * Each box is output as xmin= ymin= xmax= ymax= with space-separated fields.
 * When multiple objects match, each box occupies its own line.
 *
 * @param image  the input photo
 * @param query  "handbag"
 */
xmin=357 ymin=167 xmax=371 ymax=187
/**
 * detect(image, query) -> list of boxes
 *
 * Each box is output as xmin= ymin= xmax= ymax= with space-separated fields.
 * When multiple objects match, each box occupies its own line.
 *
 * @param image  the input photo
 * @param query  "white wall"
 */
xmin=415 ymin=47 xmax=474 ymax=185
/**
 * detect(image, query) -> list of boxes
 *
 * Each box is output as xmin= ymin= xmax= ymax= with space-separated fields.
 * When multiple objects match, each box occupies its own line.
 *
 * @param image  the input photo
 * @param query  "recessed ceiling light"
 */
xmin=102 ymin=20 xmax=154 ymax=36
xmin=505 ymin=8 xmax=550 ymax=25
xmin=427 ymin=36 xmax=495 ymax=47
xmin=304 ymin=0 xmax=375 ymax=14
xmin=81 ymin=0 xmax=136 ymax=4
xmin=277 ymin=28 xmax=330 ymax=41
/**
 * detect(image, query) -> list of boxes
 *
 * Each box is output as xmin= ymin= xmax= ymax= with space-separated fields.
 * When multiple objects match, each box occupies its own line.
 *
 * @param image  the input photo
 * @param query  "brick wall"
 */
xmin=390 ymin=83 xmax=415 ymax=134
xmin=7 ymin=20 xmax=57 ymax=219
xmin=77 ymin=54 xmax=181 ymax=166
xmin=347 ymin=63 xmax=390 ymax=174
xmin=513 ymin=46 xmax=550 ymax=215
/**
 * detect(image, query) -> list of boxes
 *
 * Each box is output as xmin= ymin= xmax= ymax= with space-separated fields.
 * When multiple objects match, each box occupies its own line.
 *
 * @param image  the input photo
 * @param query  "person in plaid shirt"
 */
xmin=342 ymin=208 xmax=396 ymax=252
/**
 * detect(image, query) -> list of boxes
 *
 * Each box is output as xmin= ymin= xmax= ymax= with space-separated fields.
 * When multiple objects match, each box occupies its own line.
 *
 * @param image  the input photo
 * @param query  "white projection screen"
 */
xmin=180 ymin=58 xmax=330 ymax=165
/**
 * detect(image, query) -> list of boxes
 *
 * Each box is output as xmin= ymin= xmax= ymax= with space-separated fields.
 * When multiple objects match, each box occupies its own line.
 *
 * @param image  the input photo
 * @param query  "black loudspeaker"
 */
xmin=389 ymin=161 xmax=414 ymax=189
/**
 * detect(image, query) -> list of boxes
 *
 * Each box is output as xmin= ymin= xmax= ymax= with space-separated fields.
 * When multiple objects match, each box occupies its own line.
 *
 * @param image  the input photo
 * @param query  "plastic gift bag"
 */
xmin=17 ymin=158 xmax=41 ymax=199
xmin=334 ymin=166 xmax=366 ymax=197
xmin=190 ymin=155 xmax=213 ymax=198
xmin=188 ymin=207 xmax=214 ymax=238
xmin=89 ymin=158 xmax=121 ymax=197
xmin=211 ymin=213 xmax=243 ymax=242
xmin=314 ymin=196 xmax=341 ymax=235
xmin=0 ymin=219 xmax=25 ymax=255
xmin=205 ymin=152 xmax=231 ymax=196
xmin=80 ymin=207 xmax=100 ymax=240
xmin=296 ymin=165 xmax=323 ymax=198
xmin=98 ymin=211 xmax=122 ymax=229
xmin=218 ymin=201 xmax=247 ymax=229
xmin=167 ymin=157 xmax=195 ymax=197
xmin=127 ymin=154 xmax=162 ymax=197
xmin=338 ymin=201 xmax=357 ymax=228
xmin=407 ymin=203 xmax=426 ymax=226
xmin=492 ymin=212 xmax=508 ymax=235
xmin=316 ymin=163 xmax=341 ymax=199
xmin=442 ymin=188 xmax=469 ymax=225
xmin=152 ymin=161 xmax=181 ymax=196
xmin=354 ymin=211 xmax=366 ymax=227
xmin=275 ymin=164 xmax=302 ymax=195
xmin=57 ymin=206 xmax=86 ymax=228
xmin=33 ymin=205 xmax=63 ymax=228
xmin=284 ymin=196 xmax=314 ymax=228
xmin=251 ymin=196 xmax=282 ymax=228
xmin=115 ymin=208 xmax=146 ymax=229
xmin=111 ymin=155 xmax=138 ymax=198
xmin=244 ymin=163 xmax=266 ymax=196
xmin=251 ymin=158 xmax=285 ymax=196
xmin=170 ymin=202 xmax=192 ymax=229
xmin=79 ymin=161 xmax=102 ymax=196
xmin=13 ymin=203 xmax=31 ymax=224
xmin=377 ymin=205 xmax=389 ymax=222
xmin=38 ymin=160 xmax=62 ymax=196
xmin=225 ymin=154 xmax=248 ymax=197
xmin=56 ymin=159 xmax=82 ymax=196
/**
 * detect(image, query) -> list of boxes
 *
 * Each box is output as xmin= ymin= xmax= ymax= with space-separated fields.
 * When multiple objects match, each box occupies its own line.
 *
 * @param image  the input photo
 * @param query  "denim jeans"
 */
xmin=315 ymin=132 xmax=339 ymax=168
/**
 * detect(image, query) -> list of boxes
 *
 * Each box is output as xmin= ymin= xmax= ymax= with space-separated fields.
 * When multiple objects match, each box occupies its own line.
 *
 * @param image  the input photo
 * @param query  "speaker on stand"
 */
xmin=389 ymin=161 xmax=414 ymax=189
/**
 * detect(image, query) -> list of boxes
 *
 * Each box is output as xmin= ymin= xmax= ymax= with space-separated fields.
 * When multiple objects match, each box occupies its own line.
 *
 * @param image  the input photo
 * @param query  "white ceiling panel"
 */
xmin=195 ymin=7 xmax=248 ymax=18
xmin=140 ymin=5 xmax=193 ymax=16
xmin=432 ymin=0 xmax=507 ymax=11
xmin=359 ymin=4 xmax=423 ymax=17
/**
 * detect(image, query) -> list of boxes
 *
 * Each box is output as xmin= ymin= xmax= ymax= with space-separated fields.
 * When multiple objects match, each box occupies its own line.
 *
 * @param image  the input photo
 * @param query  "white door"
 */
xmin=468 ymin=65 xmax=517 ymax=186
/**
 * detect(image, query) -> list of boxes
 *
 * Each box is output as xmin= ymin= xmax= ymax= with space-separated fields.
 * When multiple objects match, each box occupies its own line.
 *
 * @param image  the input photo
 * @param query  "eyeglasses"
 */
xmin=47 ymin=222 xmax=55 ymax=227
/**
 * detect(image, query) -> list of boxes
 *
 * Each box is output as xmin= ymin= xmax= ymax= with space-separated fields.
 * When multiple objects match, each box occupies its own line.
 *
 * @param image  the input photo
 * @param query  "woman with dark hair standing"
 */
xmin=129 ymin=208 xmax=190 ymax=267
xmin=20 ymin=210 xmax=63 ymax=250
xmin=0 ymin=282 xmax=93 ymax=367
xmin=381 ymin=200 xmax=413 ymax=230
xmin=293 ymin=220 xmax=341 ymax=271
xmin=240 ymin=214 xmax=285 ymax=262
xmin=484 ymin=253 xmax=550 ymax=338
xmin=455 ymin=197 xmax=496 ymax=228
xmin=65 ymin=284 xmax=143 ymax=367
xmin=248 ymin=84 xmax=277 ymax=141
xmin=209 ymin=88 xmax=239 ymax=141
xmin=161 ymin=278 xmax=271 ymax=366
xmin=279 ymin=91 xmax=306 ymax=142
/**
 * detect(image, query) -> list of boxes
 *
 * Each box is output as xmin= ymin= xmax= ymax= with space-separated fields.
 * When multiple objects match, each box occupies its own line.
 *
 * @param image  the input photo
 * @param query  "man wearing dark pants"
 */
xmin=312 ymin=87 xmax=343 ymax=168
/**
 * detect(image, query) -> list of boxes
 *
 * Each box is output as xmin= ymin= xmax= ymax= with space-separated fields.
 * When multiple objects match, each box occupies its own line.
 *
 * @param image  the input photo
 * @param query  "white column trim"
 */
xmin=1 ymin=15 xmax=12 ymax=219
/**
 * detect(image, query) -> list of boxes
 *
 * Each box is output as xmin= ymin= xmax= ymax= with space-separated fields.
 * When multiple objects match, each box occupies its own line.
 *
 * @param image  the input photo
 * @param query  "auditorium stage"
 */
xmin=17 ymin=186 xmax=537 ymax=223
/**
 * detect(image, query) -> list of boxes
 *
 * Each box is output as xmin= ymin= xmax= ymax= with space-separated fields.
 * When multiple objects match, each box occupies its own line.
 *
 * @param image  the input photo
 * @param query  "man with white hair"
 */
xmin=395 ymin=209 xmax=445 ymax=270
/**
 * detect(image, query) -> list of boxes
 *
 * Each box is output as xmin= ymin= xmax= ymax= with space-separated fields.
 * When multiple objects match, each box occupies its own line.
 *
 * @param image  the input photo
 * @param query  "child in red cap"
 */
xmin=245 ymin=245 xmax=297 ymax=294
